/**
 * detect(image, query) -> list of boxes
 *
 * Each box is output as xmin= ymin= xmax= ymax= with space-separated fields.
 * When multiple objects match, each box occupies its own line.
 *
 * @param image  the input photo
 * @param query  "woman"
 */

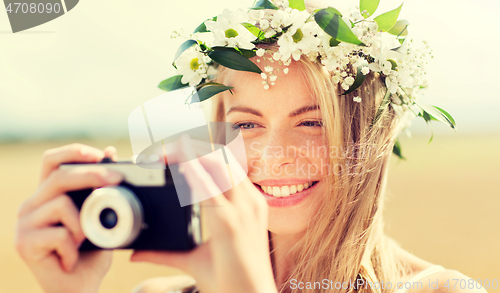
xmin=15 ymin=0 xmax=484 ymax=292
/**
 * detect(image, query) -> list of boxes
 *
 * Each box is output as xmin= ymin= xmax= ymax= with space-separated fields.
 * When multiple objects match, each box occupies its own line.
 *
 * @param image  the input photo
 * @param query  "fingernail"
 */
xmin=104 ymin=171 xmax=122 ymax=183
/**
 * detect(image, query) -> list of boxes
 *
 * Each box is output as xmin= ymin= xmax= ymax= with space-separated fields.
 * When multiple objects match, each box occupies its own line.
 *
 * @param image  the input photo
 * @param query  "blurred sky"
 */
xmin=0 ymin=0 xmax=499 ymax=141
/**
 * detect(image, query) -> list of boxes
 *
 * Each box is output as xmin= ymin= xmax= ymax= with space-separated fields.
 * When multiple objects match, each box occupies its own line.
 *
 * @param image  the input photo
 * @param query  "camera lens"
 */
xmin=99 ymin=208 xmax=118 ymax=229
xmin=80 ymin=186 xmax=144 ymax=249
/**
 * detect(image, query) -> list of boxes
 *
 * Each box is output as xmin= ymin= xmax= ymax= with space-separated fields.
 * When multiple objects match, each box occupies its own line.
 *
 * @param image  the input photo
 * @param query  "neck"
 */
xmin=270 ymin=231 xmax=305 ymax=290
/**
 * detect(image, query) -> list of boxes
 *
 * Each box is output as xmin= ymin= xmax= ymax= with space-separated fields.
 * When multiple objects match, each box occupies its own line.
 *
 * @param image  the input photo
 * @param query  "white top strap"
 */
xmin=395 ymin=265 xmax=446 ymax=293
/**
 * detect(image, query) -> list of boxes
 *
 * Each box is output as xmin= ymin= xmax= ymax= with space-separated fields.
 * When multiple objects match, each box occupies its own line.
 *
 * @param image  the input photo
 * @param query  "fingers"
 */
xmin=40 ymin=144 xmax=105 ymax=182
xmin=18 ymin=195 xmax=85 ymax=244
xmin=163 ymin=138 xmax=213 ymax=166
xmin=16 ymin=227 xmax=80 ymax=272
xmin=177 ymin=135 xmax=229 ymax=207
xmin=103 ymin=146 xmax=118 ymax=161
xmin=19 ymin=166 xmax=123 ymax=218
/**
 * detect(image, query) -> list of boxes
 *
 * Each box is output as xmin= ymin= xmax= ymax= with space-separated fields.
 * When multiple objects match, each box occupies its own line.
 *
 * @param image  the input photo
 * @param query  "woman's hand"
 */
xmin=15 ymin=143 xmax=123 ymax=293
xmin=130 ymin=135 xmax=277 ymax=293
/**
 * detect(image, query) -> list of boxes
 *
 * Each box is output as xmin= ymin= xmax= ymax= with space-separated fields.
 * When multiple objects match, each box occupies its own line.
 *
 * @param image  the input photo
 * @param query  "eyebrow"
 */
xmin=226 ymin=106 xmax=262 ymax=117
xmin=226 ymin=104 xmax=320 ymax=117
xmin=289 ymin=105 xmax=320 ymax=117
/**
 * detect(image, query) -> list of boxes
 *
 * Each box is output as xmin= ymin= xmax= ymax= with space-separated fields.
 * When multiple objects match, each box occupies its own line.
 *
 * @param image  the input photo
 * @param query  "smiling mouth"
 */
xmin=255 ymin=181 xmax=319 ymax=197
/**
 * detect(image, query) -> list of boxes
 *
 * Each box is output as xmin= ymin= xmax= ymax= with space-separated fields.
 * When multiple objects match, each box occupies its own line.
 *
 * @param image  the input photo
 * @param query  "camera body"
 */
xmin=60 ymin=159 xmax=202 ymax=251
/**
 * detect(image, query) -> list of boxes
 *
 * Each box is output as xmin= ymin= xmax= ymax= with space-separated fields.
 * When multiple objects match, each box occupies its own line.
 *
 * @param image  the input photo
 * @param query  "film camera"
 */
xmin=60 ymin=158 xmax=202 ymax=251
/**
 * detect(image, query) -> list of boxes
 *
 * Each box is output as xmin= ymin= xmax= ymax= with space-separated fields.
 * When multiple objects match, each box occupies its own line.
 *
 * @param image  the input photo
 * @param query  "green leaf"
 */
xmin=250 ymin=0 xmax=278 ymax=10
xmin=374 ymin=3 xmax=403 ymax=32
xmin=416 ymin=101 xmax=456 ymax=130
xmin=341 ymin=66 xmax=367 ymax=95
xmin=241 ymin=23 xmax=265 ymax=40
xmin=329 ymin=37 xmax=341 ymax=47
xmin=387 ymin=19 xmax=409 ymax=36
xmin=211 ymin=46 xmax=257 ymax=59
xmin=387 ymin=59 xmax=398 ymax=70
xmin=419 ymin=111 xmax=434 ymax=143
xmin=433 ymin=106 xmax=456 ymax=126
xmin=360 ymin=0 xmax=380 ymax=18
xmin=288 ymin=0 xmax=306 ymax=11
xmin=173 ymin=40 xmax=197 ymax=65
xmin=158 ymin=75 xmax=189 ymax=92
xmin=193 ymin=17 xmax=217 ymax=33
xmin=392 ymin=139 xmax=405 ymax=159
xmin=314 ymin=8 xmax=365 ymax=46
xmin=370 ymin=89 xmax=391 ymax=128
xmin=194 ymin=84 xmax=233 ymax=102
xmin=208 ymin=49 xmax=262 ymax=74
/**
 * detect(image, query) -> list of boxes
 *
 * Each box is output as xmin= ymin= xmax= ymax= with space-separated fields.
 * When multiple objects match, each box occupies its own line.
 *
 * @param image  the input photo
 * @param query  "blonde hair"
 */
xmin=207 ymin=6 xmax=413 ymax=293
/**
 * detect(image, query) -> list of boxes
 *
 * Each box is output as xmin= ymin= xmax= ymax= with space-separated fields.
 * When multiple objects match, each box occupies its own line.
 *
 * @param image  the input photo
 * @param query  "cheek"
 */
xmin=243 ymin=139 xmax=264 ymax=176
xmin=297 ymin=136 xmax=329 ymax=174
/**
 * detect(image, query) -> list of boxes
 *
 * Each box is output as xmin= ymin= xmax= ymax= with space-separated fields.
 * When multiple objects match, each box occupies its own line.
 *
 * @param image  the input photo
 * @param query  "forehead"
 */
xmin=221 ymin=60 xmax=318 ymax=114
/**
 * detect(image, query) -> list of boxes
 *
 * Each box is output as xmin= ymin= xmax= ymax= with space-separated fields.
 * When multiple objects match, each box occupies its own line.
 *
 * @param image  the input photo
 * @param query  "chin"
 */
xmin=265 ymin=180 xmax=324 ymax=235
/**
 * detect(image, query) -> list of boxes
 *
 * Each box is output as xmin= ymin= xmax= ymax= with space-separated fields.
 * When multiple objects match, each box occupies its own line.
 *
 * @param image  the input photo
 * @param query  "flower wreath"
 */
xmin=159 ymin=0 xmax=456 ymax=158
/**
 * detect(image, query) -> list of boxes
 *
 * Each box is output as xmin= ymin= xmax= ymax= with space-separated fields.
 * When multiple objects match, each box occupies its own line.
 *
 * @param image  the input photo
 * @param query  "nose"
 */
xmin=260 ymin=129 xmax=296 ymax=172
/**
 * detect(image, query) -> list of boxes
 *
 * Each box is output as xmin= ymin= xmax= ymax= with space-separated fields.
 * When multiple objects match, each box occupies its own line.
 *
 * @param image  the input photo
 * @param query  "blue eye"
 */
xmin=232 ymin=122 xmax=259 ymax=130
xmin=299 ymin=120 xmax=323 ymax=127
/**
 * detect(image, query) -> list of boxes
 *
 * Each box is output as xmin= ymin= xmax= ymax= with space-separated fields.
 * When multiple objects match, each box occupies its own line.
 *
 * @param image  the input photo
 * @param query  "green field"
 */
xmin=0 ymin=134 xmax=498 ymax=292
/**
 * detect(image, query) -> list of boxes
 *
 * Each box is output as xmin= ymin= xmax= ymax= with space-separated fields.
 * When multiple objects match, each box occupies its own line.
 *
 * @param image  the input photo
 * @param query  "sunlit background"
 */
xmin=0 ymin=0 xmax=499 ymax=292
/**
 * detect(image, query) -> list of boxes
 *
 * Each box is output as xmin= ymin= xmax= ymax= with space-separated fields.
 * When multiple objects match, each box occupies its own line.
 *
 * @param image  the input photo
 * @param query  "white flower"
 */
xmin=353 ymin=96 xmax=362 ymax=103
xmin=271 ymin=18 xmax=281 ymax=29
xmin=256 ymin=48 xmax=266 ymax=57
xmin=205 ymin=9 xmax=256 ymax=50
xmin=283 ymin=68 xmax=289 ymax=74
xmin=264 ymin=29 xmax=276 ymax=38
xmin=261 ymin=72 xmax=268 ymax=80
xmin=381 ymin=60 xmax=393 ymax=75
xmin=345 ymin=76 xmax=355 ymax=86
xmin=264 ymin=84 xmax=270 ymax=90
xmin=368 ymin=62 xmax=381 ymax=72
xmin=385 ymin=72 xmax=399 ymax=94
xmin=277 ymin=10 xmax=321 ymax=62
xmin=175 ymin=46 xmax=208 ymax=87
xmin=260 ymin=19 xmax=270 ymax=30
xmin=361 ymin=66 xmax=370 ymax=75
xmin=265 ymin=66 xmax=273 ymax=72
xmin=270 ymin=75 xmax=278 ymax=82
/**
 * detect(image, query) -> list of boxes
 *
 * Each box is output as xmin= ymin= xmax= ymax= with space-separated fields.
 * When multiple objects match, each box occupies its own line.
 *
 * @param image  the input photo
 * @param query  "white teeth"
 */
xmin=260 ymin=182 xmax=316 ymax=197
xmin=281 ymin=186 xmax=290 ymax=197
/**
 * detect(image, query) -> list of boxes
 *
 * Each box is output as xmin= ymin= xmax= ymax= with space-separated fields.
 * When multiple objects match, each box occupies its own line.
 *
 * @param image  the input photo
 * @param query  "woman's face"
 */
xmin=223 ymin=60 xmax=329 ymax=235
